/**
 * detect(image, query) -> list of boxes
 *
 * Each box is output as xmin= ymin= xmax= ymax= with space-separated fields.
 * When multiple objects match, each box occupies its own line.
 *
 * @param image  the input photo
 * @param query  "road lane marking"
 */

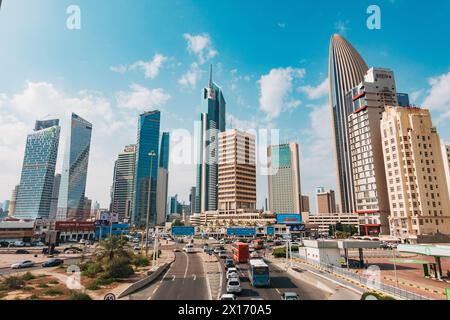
xmin=193 ymin=274 xmax=196 ymax=281
xmin=172 ymin=275 xmax=176 ymax=281
xmin=147 ymin=253 xmax=175 ymax=300
xmin=275 ymin=288 xmax=281 ymax=294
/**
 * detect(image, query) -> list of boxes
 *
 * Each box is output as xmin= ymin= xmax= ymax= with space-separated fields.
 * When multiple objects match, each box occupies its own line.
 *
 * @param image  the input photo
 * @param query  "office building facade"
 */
xmin=301 ymin=195 xmax=310 ymax=213
xmin=441 ymin=144 xmax=450 ymax=201
xmin=218 ymin=129 xmax=257 ymax=215
xmin=8 ymin=185 xmax=19 ymax=216
xmin=329 ymin=34 xmax=369 ymax=215
xmin=267 ymin=142 xmax=302 ymax=214
xmin=156 ymin=132 xmax=170 ymax=225
xmin=49 ymin=173 xmax=61 ymax=220
xmin=57 ymin=113 xmax=93 ymax=221
xmin=14 ymin=120 xmax=61 ymax=219
xmin=316 ymin=187 xmax=337 ymax=214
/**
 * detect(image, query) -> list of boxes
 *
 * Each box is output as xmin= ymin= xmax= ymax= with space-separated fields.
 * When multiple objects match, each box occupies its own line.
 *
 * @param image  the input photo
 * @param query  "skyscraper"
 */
xmin=194 ymin=65 xmax=226 ymax=213
xmin=8 ymin=185 xmax=19 ymax=216
xmin=267 ymin=142 xmax=302 ymax=214
xmin=218 ymin=129 xmax=257 ymax=215
xmin=347 ymin=67 xmax=399 ymax=236
xmin=49 ymin=173 xmax=61 ymax=220
xmin=2 ymin=200 xmax=10 ymax=213
xmin=189 ymin=186 xmax=196 ymax=216
xmin=156 ymin=132 xmax=170 ymax=225
xmin=132 ymin=110 xmax=160 ymax=227
xmin=381 ymin=106 xmax=450 ymax=241
xmin=301 ymin=195 xmax=310 ymax=213
xmin=329 ymin=34 xmax=368 ymax=214
xmin=316 ymin=187 xmax=336 ymax=214
xmin=57 ymin=113 xmax=93 ymax=221
xmin=111 ymin=145 xmax=136 ymax=222
xmin=14 ymin=119 xmax=61 ymax=219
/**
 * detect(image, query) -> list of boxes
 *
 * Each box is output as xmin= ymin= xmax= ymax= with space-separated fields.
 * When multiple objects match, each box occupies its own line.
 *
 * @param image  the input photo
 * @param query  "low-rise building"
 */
xmin=303 ymin=212 xmax=359 ymax=236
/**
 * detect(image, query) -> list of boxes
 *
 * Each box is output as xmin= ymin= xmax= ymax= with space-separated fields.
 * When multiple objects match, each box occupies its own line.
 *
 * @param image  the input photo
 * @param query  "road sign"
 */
xmin=104 ymin=293 xmax=116 ymax=300
xmin=171 ymin=226 xmax=195 ymax=236
xmin=226 ymin=228 xmax=256 ymax=237
xmin=266 ymin=226 xmax=275 ymax=236
xmin=289 ymin=224 xmax=306 ymax=232
xmin=276 ymin=214 xmax=302 ymax=225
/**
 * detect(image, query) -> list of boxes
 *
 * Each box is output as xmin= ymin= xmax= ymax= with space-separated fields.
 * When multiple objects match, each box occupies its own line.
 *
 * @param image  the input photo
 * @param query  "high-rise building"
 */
xmin=218 ymin=129 xmax=256 ymax=215
xmin=381 ymin=106 xmax=450 ymax=241
xmin=14 ymin=119 xmax=61 ymax=219
xmin=441 ymin=144 xmax=450 ymax=201
xmin=111 ymin=145 xmax=136 ymax=222
xmin=316 ymin=187 xmax=336 ymax=214
xmin=267 ymin=142 xmax=302 ymax=214
xmin=301 ymin=195 xmax=310 ymax=213
xmin=57 ymin=113 xmax=93 ymax=221
xmin=195 ymin=65 xmax=226 ymax=213
xmin=8 ymin=185 xmax=19 ymax=216
xmin=82 ymin=197 xmax=92 ymax=221
xmin=2 ymin=200 xmax=10 ymax=213
xmin=397 ymin=93 xmax=410 ymax=107
xmin=132 ymin=111 xmax=160 ymax=227
xmin=189 ymin=186 xmax=196 ymax=216
xmin=156 ymin=132 xmax=170 ymax=225
xmin=329 ymin=34 xmax=369 ymax=214
xmin=347 ymin=67 xmax=399 ymax=236
xmin=49 ymin=173 xmax=61 ymax=220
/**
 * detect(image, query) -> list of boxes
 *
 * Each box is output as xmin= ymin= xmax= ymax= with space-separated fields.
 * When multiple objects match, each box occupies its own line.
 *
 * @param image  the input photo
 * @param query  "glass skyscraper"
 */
xmin=194 ymin=65 xmax=226 ymax=213
xmin=14 ymin=119 xmax=61 ymax=219
xmin=132 ymin=110 xmax=161 ymax=227
xmin=57 ymin=113 xmax=93 ymax=221
xmin=156 ymin=132 xmax=170 ymax=225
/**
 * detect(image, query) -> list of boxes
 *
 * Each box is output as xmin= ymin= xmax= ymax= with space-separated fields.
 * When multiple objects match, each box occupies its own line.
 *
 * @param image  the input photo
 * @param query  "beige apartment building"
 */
xmin=441 ymin=143 xmax=450 ymax=200
xmin=381 ymin=106 xmax=450 ymax=242
xmin=316 ymin=187 xmax=336 ymax=214
xmin=218 ymin=129 xmax=257 ymax=215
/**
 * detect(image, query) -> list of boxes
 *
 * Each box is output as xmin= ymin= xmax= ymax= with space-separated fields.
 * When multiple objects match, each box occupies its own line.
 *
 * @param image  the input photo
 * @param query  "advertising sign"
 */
xmin=171 ymin=226 xmax=195 ymax=236
xmin=226 ymin=228 xmax=256 ymax=237
xmin=276 ymin=214 xmax=302 ymax=225
xmin=266 ymin=226 xmax=275 ymax=236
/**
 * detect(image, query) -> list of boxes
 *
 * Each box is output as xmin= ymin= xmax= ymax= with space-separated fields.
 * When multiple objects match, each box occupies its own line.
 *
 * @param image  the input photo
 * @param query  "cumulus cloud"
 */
xmin=298 ymin=78 xmax=329 ymax=100
xmin=423 ymin=70 xmax=450 ymax=111
xmin=183 ymin=33 xmax=218 ymax=64
xmin=116 ymin=83 xmax=171 ymax=110
xmin=178 ymin=62 xmax=203 ymax=89
xmin=110 ymin=53 xmax=168 ymax=79
xmin=258 ymin=67 xmax=305 ymax=120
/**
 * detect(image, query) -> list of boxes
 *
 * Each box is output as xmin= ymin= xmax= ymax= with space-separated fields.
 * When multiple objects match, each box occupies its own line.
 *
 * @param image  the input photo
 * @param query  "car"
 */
xmin=224 ymin=258 xmax=235 ymax=269
xmin=173 ymin=248 xmax=181 ymax=252
xmin=226 ymin=268 xmax=238 ymax=279
xmin=226 ymin=278 xmax=242 ymax=294
xmin=42 ymin=258 xmax=64 ymax=267
xmin=13 ymin=241 xmax=25 ymax=247
xmin=133 ymin=245 xmax=141 ymax=251
xmin=202 ymin=244 xmax=209 ymax=252
xmin=42 ymin=248 xmax=61 ymax=255
xmin=220 ymin=294 xmax=237 ymax=300
xmin=250 ymin=251 xmax=260 ymax=259
xmin=218 ymin=251 xmax=228 ymax=259
xmin=281 ymin=292 xmax=299 ymax=300
xmin=0 ymin=241 xmax=10 ymax=247
xmin=11 ymin=260 xmax=35 ymax=269
xmin=213 ymin=246 xmax=224 ymax=254
xmin=183 ymin=244 xmax=195 ymax=253
xmin=15 ymin=249 xmax=30 ymax=254
xmin=250 ymin=297 xmax=265 ymax=300
xmin=31 ymin=241 xmax=45 ymax=247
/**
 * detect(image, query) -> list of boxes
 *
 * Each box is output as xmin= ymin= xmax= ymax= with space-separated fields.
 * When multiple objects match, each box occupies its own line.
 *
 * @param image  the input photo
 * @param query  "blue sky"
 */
xmin=0 ymin=0 xmax=449 ymax=211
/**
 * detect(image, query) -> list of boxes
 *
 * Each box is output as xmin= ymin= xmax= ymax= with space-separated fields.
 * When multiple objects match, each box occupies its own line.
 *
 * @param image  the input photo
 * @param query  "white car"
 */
xmin=11 ymin=260 xmax=35 ymax=269
xmin=133 ymin=245 xmax=141 ymax=251
xmin=183 ymin=244 xmax=194 ymax=253
xmin=226 ymin=268 xmax=238 ymax=279
xmin=220 ymin=294 xmax=237 ymax=300
xmin=13 ymin=241 xmax=25 ymax=247
xmin=227 ymin=278 xmax=242 ymax=294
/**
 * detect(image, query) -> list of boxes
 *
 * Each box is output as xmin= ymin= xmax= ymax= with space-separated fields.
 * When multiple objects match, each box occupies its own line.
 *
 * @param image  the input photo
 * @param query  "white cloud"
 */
xmin=110 ymin=53 xmax=168 ymax=79
xmin=183 ymin=33 xmax=218 ymax=64
xmin=178 ymin=63 xmax=203 ymax=89
xmin=298 ymin=78 xmax=329 ymax=100
xmin=116 ymin=83 xmax=171 ymax=110
xmin=258 ymin=67 xmax=306 ymax=120
xmin=423 ymin=70 xmax=450 ymax=111
xmin=335 ymin=20 xmax=349 ymax=35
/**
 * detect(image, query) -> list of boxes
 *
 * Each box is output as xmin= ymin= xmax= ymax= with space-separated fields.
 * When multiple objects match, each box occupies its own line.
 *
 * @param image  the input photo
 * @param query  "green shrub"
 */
xmin=44 ymin=288 xmax=63 ymax=296
xmin=21 ymin=272 xmax=36 ymax=281
xmin=27 ymin=294 xmax=39 ymax=300
xmin=85 ymin=281 xmax=100 ymax=290
xmin=81 ymin=261 xmax=103 ymax=277
xmin=68 ymin=291 xmax=92 ymax=300
xmin=102 ymin=257 xmax=134 ymax=279
xmin=132 ymin=255 xmax=150 ymax=267
xmin=48 ymin=280 xmax=59 ymax=285
xmin=22 ymin=286 xmax=34 ymax=291
xmin=3 ymin=276 xmax=25 ymax=290
xmin=38 ymin=283 xmax=49 ymax=288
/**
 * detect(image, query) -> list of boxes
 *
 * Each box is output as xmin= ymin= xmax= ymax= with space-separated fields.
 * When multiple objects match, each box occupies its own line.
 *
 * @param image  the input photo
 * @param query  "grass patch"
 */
xmin=85 ymin=282 xmax=100 ymax=290
xmin=22 ymin=286 xmax=34 ymax=291
xmin=27 ymin=294 xmax=39 ymax=300
xmin=21 ymin=272 xmax=36 ymax=281
xmin=44 ymin=288 xmax=64 ymax=296
xmin=38 ymin=283 xmax=49 ymax=288
xmin=68 ymin=291 xmax=92 ymax=300
xmin=2 ymin=276 xmax=25 ymax=290
xmin=132 ymin=255 xmax=150 ymax=267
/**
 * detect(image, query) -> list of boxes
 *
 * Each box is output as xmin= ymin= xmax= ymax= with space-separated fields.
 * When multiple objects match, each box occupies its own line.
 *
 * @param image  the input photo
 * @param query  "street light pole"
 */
xmin=145 ymin=150 xmax=156 ymax=257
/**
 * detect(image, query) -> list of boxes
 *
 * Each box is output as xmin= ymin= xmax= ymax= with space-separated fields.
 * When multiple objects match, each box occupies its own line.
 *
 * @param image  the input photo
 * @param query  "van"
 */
xmin=183 ymin=244 xmax=194 ymax=253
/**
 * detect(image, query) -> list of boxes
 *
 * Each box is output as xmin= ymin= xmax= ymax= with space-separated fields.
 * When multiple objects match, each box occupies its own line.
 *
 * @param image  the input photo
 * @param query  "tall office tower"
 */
xmin=156 ymin=132 xmax=170 ymax=225
xmin=218 ymin=129 xmax=257 ymax=215
xmin=194 ymin=65 xmax=226 ymax=213
xmin=381 ymin=107 xmax=450 ymax=241
xmin=267 ymin=142 xmax=302 ymax=214
xmin=3 ymin=200 xmax=10 ymax=213
xmin=329 ymin=34 xmax=369 ymax=214
xmin=441 ymin=144 xmax=450 ymax=200
xmin=347 ymin=67 xmax=399 ymax=236
xmin=132 ymin=111 xmax=160 ymax=227
xmin=170 ymin=195 xmax=178 ymax=214
xmin=189 ymin=186 xmax=196 ymax=216
xmin=397 ymin=93 xmax=410 ymax=107
xmin=315 ymin=187 xmax=337 ymax=214
xmin=49 ymin=173 xmax=61 ymax=220
xmin=8 ymin=185 xmax=19 ymax=216
xmin=57 ymin=113 xmax=92 ymax=221
xmin=14 ymin=120 xmax=61 ymax=219
xmin=111 ymin=145 xmax=136 ymax=222
xmin=301 ymin=195 xmax=310 ymax=213
xmin=82 ymin=197 xmax=92 ymax=220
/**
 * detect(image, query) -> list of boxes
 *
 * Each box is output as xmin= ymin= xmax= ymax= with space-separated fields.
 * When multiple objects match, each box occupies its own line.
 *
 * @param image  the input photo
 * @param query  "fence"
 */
xmin=290 ymin=253 xmax=430 ymax=300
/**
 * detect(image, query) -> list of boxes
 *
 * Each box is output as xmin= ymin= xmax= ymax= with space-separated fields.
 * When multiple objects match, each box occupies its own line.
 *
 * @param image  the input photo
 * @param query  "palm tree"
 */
xmin=95 ymin=236 xmax=132 ymax=263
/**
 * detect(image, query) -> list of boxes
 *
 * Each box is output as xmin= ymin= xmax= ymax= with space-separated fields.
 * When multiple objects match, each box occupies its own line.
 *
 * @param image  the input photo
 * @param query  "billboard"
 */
xmin=276 ymin=214 xmax=302 ymax=225
xmin=171 ymin=226 xmax=195 ymax=236
xmin=266 ymin=226 xmax=275 ymax=236
xmin=227 ymin=228 xmax=256 ymax=237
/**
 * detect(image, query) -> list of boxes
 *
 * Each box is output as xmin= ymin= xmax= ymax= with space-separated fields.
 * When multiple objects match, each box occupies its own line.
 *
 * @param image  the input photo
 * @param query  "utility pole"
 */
xmin=145 ymin=151 xmax=156 ymax=257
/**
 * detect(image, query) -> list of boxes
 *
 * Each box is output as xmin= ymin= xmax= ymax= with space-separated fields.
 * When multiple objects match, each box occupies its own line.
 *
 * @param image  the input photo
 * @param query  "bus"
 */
xmin=248 ymin=259 xmax=270 ymax=287
xmin=231 ymin=242 xmax=249 ymax=264
xmin=252 ymin=239 xmax=264 ymax=250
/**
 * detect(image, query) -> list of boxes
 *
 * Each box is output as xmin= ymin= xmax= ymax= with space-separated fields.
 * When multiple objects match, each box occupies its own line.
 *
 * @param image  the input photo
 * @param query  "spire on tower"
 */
xmin=209 ymin=64 xmax=213 ymax=87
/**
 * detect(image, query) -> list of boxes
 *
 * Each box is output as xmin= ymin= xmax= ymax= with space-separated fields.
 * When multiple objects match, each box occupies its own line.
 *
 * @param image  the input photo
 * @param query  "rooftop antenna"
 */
xmin=209 ymin=64 xmax=213 ymax=88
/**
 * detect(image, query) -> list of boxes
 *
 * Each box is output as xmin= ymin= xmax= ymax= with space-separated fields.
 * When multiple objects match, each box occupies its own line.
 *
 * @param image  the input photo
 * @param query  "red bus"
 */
xmin=252 ymin=239 xmax=264 ymax=250
xmin=231 ymin=242 xmax=249 ymax=264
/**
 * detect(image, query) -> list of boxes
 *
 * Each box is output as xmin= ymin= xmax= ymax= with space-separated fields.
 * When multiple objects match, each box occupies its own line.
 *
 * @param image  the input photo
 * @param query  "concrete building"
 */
xmin=316 ymin=187 xmax=336 ymax=214
xmin=267 ymin=142 xmax=302 ymax=214
xmin=303 ymin=212 xmax=359 ymax=236
xmin=381 ymin=106 xmax=450 ymax=242
xmin=111 ymin=145 xmax=136 ymax=222
xmin=8 ymin=185 xmax=19 ymax=216
xmin=441 ymin=143 xmax=450 ymax=200
xmin=301 ymin=195 xmax=310 ymax=213
xmin=49 ymin=173 xmax=61 ymax=220
xmin=347 ymin=67 xmax=399 ymax=236
xmin=218 ymin=129 xmax=256 ymax=215
xmin=328 ymin=34 xmax=369 ymax=215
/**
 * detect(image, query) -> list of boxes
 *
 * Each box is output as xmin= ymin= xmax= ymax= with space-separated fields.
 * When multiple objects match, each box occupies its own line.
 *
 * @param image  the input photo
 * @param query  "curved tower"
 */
xmin=328 ymin=34 xmax=368 ymax=214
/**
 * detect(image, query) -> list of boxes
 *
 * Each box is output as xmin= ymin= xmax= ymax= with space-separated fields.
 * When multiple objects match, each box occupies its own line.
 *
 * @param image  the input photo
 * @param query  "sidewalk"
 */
xmin=199 ymin=252 xmax=222 ymax=300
